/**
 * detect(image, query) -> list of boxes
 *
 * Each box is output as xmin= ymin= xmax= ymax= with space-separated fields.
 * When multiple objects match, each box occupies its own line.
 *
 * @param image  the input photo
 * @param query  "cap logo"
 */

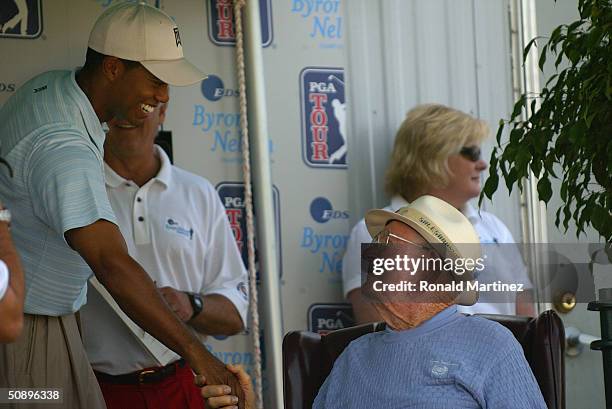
xmin=173 ymin=27 xmax=182 ymax=47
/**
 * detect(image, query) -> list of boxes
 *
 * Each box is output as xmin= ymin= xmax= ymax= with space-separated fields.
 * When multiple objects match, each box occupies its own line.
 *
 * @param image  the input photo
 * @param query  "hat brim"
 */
xmin=365 ymin=208 xmax=478 ymax=306
xmin=142 ymin=58 xmax=207 ymax=86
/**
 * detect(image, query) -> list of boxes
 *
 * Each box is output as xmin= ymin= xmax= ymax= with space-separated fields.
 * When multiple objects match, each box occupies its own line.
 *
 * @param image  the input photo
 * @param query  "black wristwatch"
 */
xmin=186 ymin=292 xmax=203 ymax=320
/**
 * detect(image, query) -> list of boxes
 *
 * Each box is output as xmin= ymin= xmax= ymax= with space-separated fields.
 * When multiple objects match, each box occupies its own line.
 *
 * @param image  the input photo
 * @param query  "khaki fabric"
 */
xmin=0 ymin=313 xmax=106 ymax=409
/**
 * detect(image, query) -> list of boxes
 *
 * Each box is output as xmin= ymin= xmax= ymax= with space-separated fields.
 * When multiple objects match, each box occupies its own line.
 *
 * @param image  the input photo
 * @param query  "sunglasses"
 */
xmin=459 ymin=146 xmax=481 ymax=162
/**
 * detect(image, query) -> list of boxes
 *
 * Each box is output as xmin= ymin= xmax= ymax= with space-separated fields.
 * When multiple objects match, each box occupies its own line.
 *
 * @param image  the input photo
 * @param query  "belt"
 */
xmin=94 ymin=359 xmax=187 ymax=385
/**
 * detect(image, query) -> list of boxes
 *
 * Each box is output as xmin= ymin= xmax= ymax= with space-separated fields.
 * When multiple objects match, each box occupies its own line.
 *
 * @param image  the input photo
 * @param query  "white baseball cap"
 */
xmin=365 ymin=195 xmax=482 ymax=306
xmin=88 ymin=1 xmax=206 ymax=86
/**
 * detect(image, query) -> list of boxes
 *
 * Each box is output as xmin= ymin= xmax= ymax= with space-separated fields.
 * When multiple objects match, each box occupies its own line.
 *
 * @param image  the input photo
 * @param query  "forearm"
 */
xmin=95 ymin=253 xmax=220 ymax=373
xmin=189 ymin=294 xmax=244 ymax=336
xmin=66 ymin=221 xmax=220 ymax=376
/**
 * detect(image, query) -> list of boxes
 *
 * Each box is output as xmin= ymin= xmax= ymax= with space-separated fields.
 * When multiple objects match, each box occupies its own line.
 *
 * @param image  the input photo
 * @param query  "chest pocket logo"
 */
xmin=165 ymin=218 xmax=194 ymax=240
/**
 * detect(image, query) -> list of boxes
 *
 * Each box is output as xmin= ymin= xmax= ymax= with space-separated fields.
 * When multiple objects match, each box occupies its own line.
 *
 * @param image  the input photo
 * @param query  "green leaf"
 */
xmin=482 ymin=173 xmax=499 ymax=200
xmin=539 ymin=44 xmax=548 ymax=71
xmin=505 ymin=168 xmax=518 ymax=193
xmin=510 ymin=96 xmax=526 ymax=121
xmin=495 ymin=121 xmax=505 ymax=145
xmin=537 ymin=177 xmax=553 ymax=203
xmin=523 ymin=38 xmax=538 ymax=62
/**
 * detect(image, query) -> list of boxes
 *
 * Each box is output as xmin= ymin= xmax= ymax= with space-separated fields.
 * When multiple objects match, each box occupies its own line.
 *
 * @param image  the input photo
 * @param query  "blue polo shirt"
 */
xmin=314 ymin=306 xmax=547 ymax=408
xmin=0 ymin=70 xmax=117 ymax=315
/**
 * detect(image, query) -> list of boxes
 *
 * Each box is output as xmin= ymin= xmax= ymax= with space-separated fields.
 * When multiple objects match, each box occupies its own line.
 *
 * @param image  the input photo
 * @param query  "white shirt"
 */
xmin=0 ymin=260 xmax=9 ymax=300
xmin=342 ymin=196 xmax=532 ymax=315
xmin=81 ymin=146 xmax=249 ymax=375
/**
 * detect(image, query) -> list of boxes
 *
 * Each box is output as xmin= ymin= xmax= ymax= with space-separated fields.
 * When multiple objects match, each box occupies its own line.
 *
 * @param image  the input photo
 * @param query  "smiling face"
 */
xmin=107 ymin=60 xmax=169 ymax=127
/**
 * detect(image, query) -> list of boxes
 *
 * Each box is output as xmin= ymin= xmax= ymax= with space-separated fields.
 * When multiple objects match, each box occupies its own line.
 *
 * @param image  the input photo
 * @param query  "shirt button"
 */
xmin=138 ymin=216 xmax=144 ymax=222
xmin=137 ymin=197 xmax=142 ymax=202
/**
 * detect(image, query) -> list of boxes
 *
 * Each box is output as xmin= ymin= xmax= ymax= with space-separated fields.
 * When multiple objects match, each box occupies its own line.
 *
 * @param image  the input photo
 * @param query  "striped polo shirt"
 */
xmin=0 ymin=70 xmax=116 ymax=315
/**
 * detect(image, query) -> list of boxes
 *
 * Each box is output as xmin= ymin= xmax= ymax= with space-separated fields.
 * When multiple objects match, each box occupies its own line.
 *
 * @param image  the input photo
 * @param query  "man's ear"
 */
xmin=101 ymin=56 xmax=123 ymax=82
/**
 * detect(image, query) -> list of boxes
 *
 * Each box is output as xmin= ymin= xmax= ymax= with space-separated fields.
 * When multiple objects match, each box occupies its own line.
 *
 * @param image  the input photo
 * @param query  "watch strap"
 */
xmin=187 ymin=292 xmax=203 ymax=320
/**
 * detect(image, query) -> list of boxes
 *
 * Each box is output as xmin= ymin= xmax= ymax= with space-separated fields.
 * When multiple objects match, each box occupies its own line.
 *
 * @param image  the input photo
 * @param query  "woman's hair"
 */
xmin=385 ymin=103 xmax=489 ymax=201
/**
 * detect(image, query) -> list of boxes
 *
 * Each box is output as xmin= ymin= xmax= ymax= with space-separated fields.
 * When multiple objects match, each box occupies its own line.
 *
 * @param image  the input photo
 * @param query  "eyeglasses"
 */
xmin=372 ymin=229 xmax=435 ymax=253
xmin=459 ymin=146 xmax=481 ymax=162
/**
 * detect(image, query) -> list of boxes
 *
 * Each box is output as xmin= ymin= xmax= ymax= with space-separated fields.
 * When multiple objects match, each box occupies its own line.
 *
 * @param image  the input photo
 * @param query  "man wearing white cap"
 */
xmin=0 ymin=3 xmax=244 ymax=408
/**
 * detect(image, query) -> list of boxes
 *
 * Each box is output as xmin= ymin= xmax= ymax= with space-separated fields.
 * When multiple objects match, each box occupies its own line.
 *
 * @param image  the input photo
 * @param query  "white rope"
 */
xmin=233 ymin=1 xmax=264 ymax=408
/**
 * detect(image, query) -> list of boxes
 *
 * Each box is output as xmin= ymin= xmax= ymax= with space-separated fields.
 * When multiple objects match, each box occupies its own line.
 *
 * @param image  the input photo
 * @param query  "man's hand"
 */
xmin=201 ymin=365 xmax=255 ymax=409
xmin=158 ymin=286 xmax=193 ymax=322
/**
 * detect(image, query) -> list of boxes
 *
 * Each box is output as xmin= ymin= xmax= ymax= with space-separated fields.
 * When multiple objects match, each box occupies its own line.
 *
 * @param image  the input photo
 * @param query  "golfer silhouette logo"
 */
xmin=0 ymin=0 xmax=42 ymax=39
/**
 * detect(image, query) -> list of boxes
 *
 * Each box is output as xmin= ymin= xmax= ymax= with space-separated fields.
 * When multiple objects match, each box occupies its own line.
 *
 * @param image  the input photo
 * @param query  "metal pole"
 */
xmin=243 ymin=2 xmax=284 ymax=408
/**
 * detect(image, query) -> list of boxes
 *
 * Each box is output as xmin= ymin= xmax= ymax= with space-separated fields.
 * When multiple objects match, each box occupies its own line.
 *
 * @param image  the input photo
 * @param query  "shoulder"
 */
xmin=171 ymin=166 xmax=215 ymax=192
xmin=459 ymin=315 xmax=520 ymax=349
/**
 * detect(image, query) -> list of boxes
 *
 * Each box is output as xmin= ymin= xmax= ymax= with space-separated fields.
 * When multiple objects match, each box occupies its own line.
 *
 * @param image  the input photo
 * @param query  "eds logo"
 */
xmin=216 ymin=182 xmax=282 ymax=279
xmin=201 ymin=75 xmax=239 ymax=102
xmin=0 ymin=0 xmax=42 ymax=39
xmin=308 ymin=304 xmax=354 ymax=334
xmin=300 ymin=67 xmax=347 ymax=169
xmin=207 ymin=0 xmax=273 ymax=47
xmin=310 ymin=197 xmax=349 ymax=223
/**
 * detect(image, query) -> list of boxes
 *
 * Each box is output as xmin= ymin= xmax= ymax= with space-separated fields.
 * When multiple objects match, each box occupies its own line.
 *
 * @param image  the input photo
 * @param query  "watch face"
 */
xmin=194 ymin=295 xmax=203 ymax=309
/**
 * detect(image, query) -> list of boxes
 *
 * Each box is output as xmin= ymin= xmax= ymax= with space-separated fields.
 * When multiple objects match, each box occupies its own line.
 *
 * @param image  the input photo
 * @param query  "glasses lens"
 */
xmin=460 ymin=146 xmax=481 ymax=162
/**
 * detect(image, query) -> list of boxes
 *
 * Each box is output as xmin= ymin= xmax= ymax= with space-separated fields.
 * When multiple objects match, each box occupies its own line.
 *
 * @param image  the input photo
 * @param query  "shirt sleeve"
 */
xmin=342 ymin=219 xmax=371 ymax=298
xmin=482 ymin=338 xmax=548 ymax=409
xmin=26 ymin=133 xmax=116 ymax=235
xmin=200 ymin=188 xmax=249 ymax=326
xmin=0 ymin=260 xmax=8 ymax=300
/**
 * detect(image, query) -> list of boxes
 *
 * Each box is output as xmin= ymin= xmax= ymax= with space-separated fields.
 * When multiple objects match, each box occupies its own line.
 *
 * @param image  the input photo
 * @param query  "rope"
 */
xmin=233 ymin=0 xmax=264 ymax=408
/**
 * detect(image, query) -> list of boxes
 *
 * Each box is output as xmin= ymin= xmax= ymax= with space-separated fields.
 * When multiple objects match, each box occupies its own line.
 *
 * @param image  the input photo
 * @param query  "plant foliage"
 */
xmin=480 ymin=0 xmax=612 ymax=241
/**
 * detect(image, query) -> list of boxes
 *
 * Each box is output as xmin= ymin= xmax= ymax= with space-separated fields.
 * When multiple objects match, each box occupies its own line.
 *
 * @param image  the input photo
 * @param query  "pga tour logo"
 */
xmin=308 ymin=304 xmax=354 ymax=334
xmin=310 ymin=197 xmax=349 ymax=223
xmin=216 ymin=182 xmax=282 ymax=278
xmin=0 ymin=0 xmax=42 ymax=39
xmin=300 ymin=67 xmax=347 ymax=168
xmin=207 ymin=0 xmax=273 ymax=47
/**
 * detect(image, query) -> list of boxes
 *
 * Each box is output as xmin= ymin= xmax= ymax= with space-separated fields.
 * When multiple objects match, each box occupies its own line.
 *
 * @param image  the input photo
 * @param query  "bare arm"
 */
xmin=65 ymin=220 xmax=245 ymax=406
xmin=157 ymin=288 xmax=244 ymax=335
xmin=347 ymin=288 xmax=382 ymax=324
xmin=0 ymin=222 xmax=24 ymax=343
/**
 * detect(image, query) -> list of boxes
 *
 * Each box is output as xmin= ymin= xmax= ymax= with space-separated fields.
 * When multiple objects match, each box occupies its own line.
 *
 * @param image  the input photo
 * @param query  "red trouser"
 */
xmin=95 ymin=361 xmax=206 ymax=409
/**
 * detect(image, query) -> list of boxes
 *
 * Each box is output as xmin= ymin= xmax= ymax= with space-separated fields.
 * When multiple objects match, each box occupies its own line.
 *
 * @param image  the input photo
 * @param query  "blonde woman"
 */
xmin=342 ymin=104 xmax=534 ymax=322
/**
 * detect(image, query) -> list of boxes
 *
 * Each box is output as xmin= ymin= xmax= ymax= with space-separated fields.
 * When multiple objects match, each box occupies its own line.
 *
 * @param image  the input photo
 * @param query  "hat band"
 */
xmin=400 ymin=208 xmax=462 ymax=260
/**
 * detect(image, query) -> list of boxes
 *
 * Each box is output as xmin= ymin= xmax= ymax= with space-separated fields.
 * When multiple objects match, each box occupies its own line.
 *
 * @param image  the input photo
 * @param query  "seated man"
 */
xmin=201 ymin=195 xmax=547 ymax=409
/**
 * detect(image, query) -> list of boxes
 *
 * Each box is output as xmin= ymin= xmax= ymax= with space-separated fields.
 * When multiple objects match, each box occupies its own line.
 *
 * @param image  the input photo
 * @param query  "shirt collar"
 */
xmin=69 ymin=69 xmax=105 ymax=150
xmin=382 ymin=305 xmax=460 ymax=343
xmin=104 ymin=145 xmax=172 ymax=189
